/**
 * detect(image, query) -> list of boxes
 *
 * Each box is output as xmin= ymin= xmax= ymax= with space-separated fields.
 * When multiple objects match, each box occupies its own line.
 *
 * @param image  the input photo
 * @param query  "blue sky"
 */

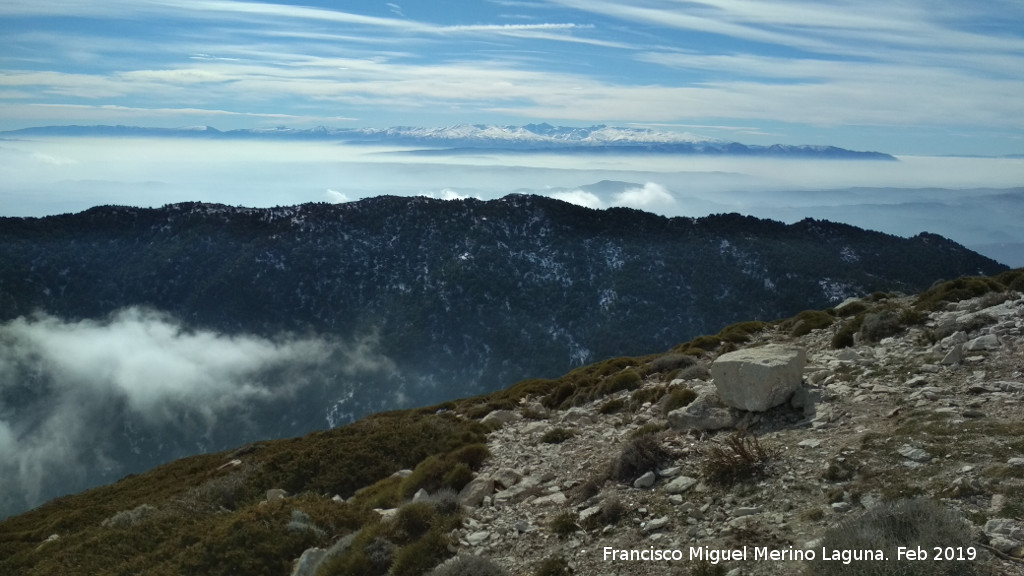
xmin=1 ymin=0 xmax=1023 ymax=155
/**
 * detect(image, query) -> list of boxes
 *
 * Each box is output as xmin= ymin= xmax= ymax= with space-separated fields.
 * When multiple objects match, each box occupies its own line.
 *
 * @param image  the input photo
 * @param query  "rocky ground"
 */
xmin=442 ymin=292 xmax=1024 ymax=576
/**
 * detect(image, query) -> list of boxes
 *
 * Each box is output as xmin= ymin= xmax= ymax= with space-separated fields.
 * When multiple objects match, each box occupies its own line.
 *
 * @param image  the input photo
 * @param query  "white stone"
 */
xmin=634 ymin=471 xmax=656 ymax=489
xmin=481 ymin=409 xmax=520 ymax=427
xmin=965 ymin=334 xmax=1000 ymax=351
xmin=643 ymin=516 xmax=670 ymax=532
xmin=667 ymin=391 xmax=737 ymax=431
xmin=897 ymin=445 xmax=930 ymax=462
xmin=458 ymin=477 xmax=494 ymax=507
xmin=711 ymin=346 xmax=807 ymax=412
xmin=664 ymin=476 xmax=698 ymax=494
xmin=532 ymin=492 xmax=567 ymax=506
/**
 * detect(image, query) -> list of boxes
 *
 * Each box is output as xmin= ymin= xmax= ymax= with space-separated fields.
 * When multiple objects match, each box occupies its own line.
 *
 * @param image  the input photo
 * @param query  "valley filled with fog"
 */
xmin=2 ymin=136 xmax=1021 ymax=266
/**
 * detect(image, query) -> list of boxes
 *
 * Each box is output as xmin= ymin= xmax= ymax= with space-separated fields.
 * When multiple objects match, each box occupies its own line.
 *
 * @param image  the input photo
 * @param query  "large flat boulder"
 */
xmin=711 ymin=346 xmax=807 ymax=412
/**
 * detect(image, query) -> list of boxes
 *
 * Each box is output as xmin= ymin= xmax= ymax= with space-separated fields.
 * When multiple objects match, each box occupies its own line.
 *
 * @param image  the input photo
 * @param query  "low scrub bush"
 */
xmin=676 ymin=364 xmax=710 ymax=381
xmin=100 ymin=503 xmax=157 ymax=529
xmin=703 ymin=432 xmax=776 ymax=485
xmin=661 ymin=387 xmax=697 ymax=412
xmin=630 ymin=385 xmax=666 ymax=408
xmin=581 ymin=496 xmax=625 ymax=530
xmin=548 ymin=511 xmax=579 ymax=538
xmin=782 ymin=309 xmax=835 ymax=336
xmin=914 ymin=276 xmax=1006 ymax=311
xmin=610 ymin=434 xmax=673 ymax=483
xmin=400 ymin=443 xmax=491 ymax=499
xmin=599 ymin=398 xmax=626 ymax=414
xmin=541 ymin=428 xmax=576 ymax=444
xmin=600 ymin=369 xmax=642 ymax=396
xmin=646 ymin=353 xmax=697 ymax=375
xmin=534 ymin=555 xmax=572 ymax=576
xmin=717 ymin=321 xmax=769 ymax=343
xmin=807 ymin=498 xmax=986 ymax=576
xmin=429 ymin=555 xmax=509 ymax=576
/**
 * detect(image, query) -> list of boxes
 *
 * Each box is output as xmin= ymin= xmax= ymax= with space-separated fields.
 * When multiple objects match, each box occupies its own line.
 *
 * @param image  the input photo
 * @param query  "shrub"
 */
xmin=599 ymin=398 xmax=626 ymax=414
xmin=807 ymin=498 xmax=986 ymax=576
xmin=676 ymin=364 xmax=710 ymax=381
xmin=629 ymin=422 xmax=668 ymax=439
xmin=449 ymin=444 xmax=490 ymax=470
xmin=601 ymin=370 xmax=642 ymax=396
xmin=441 ymin=463 xmax=473 ymax=493
xmin=534 ymin=555 xmax=572 ymax=576
xmin=580 ymin=496 xmax=625 ymax=529
xmin=703 ymin=432 xmax=776 ymax=485
xmin=832 ymin=315 xmax=865 ymax=349
xmin=646 ymin=353 xmax=697 ymax=375
xmin=542 ymin=382 xmax=576 ymax=409
xmin=914 ymin=276 xmax=1005 ymax=311
xmin=549 ymin=511 xmax=579 ymax=538
xmin=541 ymin=428 xmax=576 ymax=444
xmin=717 ymin=321 xmax=768 ymax=343
xmin=362 ymin=536 xmax=396 ymax=573
xmin=175 ymin=465 xmax=256 ymax=515
xmin=661 ymin=387 xmax=697 ymax=412
xmin=783 ymin=310 xmax=835 ymax=336
xmin=689 ymin=335 xmax=723 ymax=351
xmin=424 ymin=488 xmax=460 ymax=516
xmin=400 ymin=455 xmax=448 ymax=499
xmin=610 ymin=434 xmax=672 ymax=483
xmin=390 ymin=501 xmax=439 ymax=544
xmin=429 ymin=555 xmax=509 ymax=576
xmin=835 ymin=300 xmax=869 ymax=317
xmin=858 ymin=309 xmax=905 ymax=343
xmin=100 ymin=503 xmax=157 ymax=529
xmin=400 ymin=444 xmax=490 ymax=498
xmin=389 ymin=528 xmax=452 ymax=576
xmin=630 ymin=386 xmax=665 ymax=408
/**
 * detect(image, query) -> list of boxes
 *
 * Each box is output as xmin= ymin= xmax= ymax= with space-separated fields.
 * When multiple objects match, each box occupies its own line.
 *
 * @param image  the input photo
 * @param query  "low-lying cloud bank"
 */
xmin=0 ymin=307 xmax=393 ymax=519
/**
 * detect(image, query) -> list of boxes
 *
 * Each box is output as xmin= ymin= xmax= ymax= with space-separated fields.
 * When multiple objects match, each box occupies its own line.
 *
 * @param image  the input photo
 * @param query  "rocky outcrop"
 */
xmin=710 ymin=345 xmax=807 ymax=411
xmin=428 ymin=291 xmax=1024 ymax=576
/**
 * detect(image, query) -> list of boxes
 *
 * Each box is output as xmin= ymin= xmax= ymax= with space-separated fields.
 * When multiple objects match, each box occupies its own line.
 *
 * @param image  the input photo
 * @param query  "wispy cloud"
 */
xmin=1 ymin=0 xmax=1022 ymax=153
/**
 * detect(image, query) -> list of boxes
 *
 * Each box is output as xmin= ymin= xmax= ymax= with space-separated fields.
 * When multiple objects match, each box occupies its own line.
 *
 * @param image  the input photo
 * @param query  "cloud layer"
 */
xmin=0 ymin=307 xmax=386 ymax=518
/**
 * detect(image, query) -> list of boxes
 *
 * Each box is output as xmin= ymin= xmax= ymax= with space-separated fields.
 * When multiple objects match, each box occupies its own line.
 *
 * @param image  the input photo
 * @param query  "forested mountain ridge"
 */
xmin=0 ymin=194 xmax=1005 ymax=404
xmin=0 ymin=195 xmax=1006 ymax=518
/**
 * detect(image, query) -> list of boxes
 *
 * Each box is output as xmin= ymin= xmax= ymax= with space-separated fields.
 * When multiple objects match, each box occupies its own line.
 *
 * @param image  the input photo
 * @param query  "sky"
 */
xmin=2 ymin=0 xmax=1024 ymax=156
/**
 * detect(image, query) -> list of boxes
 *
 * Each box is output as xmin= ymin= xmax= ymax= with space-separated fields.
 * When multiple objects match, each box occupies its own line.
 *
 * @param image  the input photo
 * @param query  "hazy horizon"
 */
xmin=2 ymin=134 xmax=1022 ymax=266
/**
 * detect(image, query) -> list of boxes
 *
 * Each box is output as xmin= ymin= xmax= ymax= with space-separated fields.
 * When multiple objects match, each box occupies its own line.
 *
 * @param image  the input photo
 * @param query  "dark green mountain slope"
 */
xmin=0 ymin=194 xmax=1006 ymax=518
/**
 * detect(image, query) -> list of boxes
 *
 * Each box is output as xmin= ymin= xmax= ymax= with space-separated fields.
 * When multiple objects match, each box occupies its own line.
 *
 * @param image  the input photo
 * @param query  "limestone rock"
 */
xmin=633 ymin=471 xmax=656 ymax=489
xmin=664 ymin=476 xmax=698 ymax=494
xmin=667 ymin=390 xmax=737 ymax=431
xmin=643 ymin=516 xmax=670 ymax=533
xmin=711 ymin=345 xmax=807 ymax=412
xmin=481 ymin=409 xmax=520 ymax=428
xmin=965 ymin=334 xmax=1000 ymax=351
xmin=941 ymin=344 xmax=963 ymax=365
xmin=290 ymin=548 xmax=327 ymax=576
xmin=458 ymin=477 xmax=494 ymax=508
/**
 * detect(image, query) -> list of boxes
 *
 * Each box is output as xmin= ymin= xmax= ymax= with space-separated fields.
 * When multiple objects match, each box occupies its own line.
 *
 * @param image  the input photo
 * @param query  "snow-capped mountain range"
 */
xmin=1 ymin=123 xmax=896 ymax=159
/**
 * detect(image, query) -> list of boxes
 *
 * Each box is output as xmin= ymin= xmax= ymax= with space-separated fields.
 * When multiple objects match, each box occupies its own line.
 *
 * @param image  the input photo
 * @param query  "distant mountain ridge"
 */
xmin=0 ymin=123 xmax=897 ymax=159
xmin=0 ymin=194 xmax=1004 ymax=517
